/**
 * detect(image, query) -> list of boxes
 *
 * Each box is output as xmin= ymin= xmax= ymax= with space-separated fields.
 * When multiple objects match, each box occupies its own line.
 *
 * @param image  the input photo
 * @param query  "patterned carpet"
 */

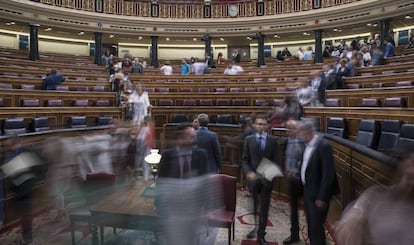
xmin=0 ymin=190 xmax=336 ymax=245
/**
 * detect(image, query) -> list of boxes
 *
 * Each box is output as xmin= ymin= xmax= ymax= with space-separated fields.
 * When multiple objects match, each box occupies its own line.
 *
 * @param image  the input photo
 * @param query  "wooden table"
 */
xmin=89 ymin=180 xmax=159 ymax=245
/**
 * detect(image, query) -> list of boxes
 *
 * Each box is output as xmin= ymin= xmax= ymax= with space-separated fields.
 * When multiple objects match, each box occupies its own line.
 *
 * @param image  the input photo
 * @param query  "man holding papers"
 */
xmin=241 ymin=115 xmax=280 ymax=245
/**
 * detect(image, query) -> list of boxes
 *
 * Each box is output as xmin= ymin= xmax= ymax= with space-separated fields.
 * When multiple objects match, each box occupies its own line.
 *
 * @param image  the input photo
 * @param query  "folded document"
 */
xmin=256 ymin=157 xmax=283 ymax=181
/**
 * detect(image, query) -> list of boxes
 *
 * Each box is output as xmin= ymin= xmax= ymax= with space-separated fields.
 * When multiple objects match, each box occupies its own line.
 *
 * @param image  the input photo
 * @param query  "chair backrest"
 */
xmin=0 ymin=83 xmax=13 ymax=89
xmin=216 ymin=88 xmax=226 ymax=93
xmin=383 ymin=97 xmax=407 ymax=107
xmin=273 ymin=99 xmax=284 ymax=107
xmin=158 ymin=99 xmax=173 ymax=106
xmin=229 ymin=88 xmax=241 ymax=93
xmin=216 ymin=114 xmax=233 ymax=124
xmin=232 ymin=99 xmax=247 ymax=106
xmin=198 ymin=88 xmax=209 ymax=93
xmin=396 ymin=81 xmax=412 ymax=87
xmin=46 ymin=99 xmax=63 ymax=107
xmin=68 ymin=116 xmax=87 ymax=128
xmin=182 ymin=99 xmax=196 ymax=106
xmin=255 ymin=99 xmax=268 ymax=106
xmin=21 ymin=99 xmax=40 ymax=107
xmin=210 ymin=174 xmax=237 ymax=212
xmin=377 ymin=120 xmax=404 ymax=153
xmin=73 ymin=99 xmax=89 ymax=107
xmin=361 ymin=98 xmax=380 ymax=107
xmin=0 ymin=98 xmax=3 ymax=107
xmin=346 ymin=83 xmax=360 ymax=89
xmin=75 ymin=86 xmax=89 ymax=91
xmin=216 ymin=99 xmax=231 ymax=106
xmin=92 ymin=86 xmax=105 ymax=92
xmin=180 ymin=87 xmax=193 ymax=92
xmin=397 ymin=124 xmax=414 ymax=149
xmin=199 ymin=99 xmax=213 ymax=106
xmin=327 ymin=117 xmax=346 ymax=138
xmin=95 ymin=99 xmax=110 ymax=107
xmin=2 ymin=118 xmax=27 ymax=135
xmin=96 ymin=116 xmax=113 ymax=126
xmin=21 ymin=84 xmax=35 ymax=90
xmin=244 ymin=87 xmax=257 ymax=92
xmin=157 ymin=87 xmax=170 ymax=93
xmin=355 ymin=119 xmax=380 ymax=149
xmin=32 ymin=117 xmax=50 ymax=132
xmin=325 ymin=98 xmax=341 ymax=107
xmin=172 ymin=114 xmax=188 ymax=123
xmin=55 ymin=85 xmax=69 ymax=91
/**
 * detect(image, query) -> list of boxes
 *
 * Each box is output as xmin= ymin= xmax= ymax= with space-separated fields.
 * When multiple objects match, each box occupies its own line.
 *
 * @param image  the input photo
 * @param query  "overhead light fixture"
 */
xmin=219 ymin=37 xmax=224 ymax=41
xmin=303 ymin=32 xmax=310 ymax=36
xmin=367 ymin=23 xmax=372 ymax=26
xmin=274 ymin=34 xmax=280 ymax=38
xmin=193 ymin=37 xmax=197 ymax=41
xmin=372 ymin=23 xmax=378 ymax=27
xmin=109 ymin=34 xmax=114 ymax=38
xmin=406 ymin=15 xmax=412 ymax=19
xmin=10 ymin=21 xmax=15 ymax=25
xmin=246 ymin=36 xmax=252 ymax=40
xmin=333 ymin=28 xmax=338 ymax=32
xmin=45 ymin=27 xmax=52 ymax=31
xmin=166 ymin=37 xmax=170 ymax=41
xmin=138 ymin=36 xmax=143 ymax=40
xmin=78 ymin=31 xmax=84 ymax=35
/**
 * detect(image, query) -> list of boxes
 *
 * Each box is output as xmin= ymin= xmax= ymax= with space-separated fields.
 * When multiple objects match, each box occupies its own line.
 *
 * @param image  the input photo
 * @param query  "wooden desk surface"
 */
xmin=89 ymin=180 xmax=157 ymax=217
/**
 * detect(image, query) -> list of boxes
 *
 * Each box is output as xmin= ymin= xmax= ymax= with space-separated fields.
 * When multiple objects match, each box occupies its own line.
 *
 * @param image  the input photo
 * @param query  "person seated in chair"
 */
xmin=42 ymin=68 xmax=66 ymax=90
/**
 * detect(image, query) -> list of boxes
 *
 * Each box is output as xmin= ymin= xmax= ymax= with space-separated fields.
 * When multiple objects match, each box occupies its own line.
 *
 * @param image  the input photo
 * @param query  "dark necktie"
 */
xmin=258 ymin=136 xmax=264 ymax=152
xmin=182 ymin=155 xmax=191 ymax=178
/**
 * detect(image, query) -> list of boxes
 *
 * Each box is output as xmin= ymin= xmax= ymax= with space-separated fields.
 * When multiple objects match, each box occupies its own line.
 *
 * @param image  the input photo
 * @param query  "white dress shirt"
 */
xmin=300 ymin=134 xmax=319 ymax=184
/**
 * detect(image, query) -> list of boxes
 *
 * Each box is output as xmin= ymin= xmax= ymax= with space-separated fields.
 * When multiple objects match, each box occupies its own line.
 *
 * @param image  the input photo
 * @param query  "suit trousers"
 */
xmin=287 ymin=176 xmax=302 ymax=236
xmin=251 ymin=179 xmax=273 ymax=238
xmin=303 ymin=191 xmax=329 ymax=245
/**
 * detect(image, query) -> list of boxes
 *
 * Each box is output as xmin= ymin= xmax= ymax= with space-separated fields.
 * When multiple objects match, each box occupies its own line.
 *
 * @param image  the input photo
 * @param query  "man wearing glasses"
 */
xmin=242 ymin=115 xmax=279 ymax=245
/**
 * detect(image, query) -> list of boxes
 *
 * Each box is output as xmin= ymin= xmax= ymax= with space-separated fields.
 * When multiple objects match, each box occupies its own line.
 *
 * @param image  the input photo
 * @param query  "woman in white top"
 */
xmin=130 ymin=83 xmax=151 ymax=124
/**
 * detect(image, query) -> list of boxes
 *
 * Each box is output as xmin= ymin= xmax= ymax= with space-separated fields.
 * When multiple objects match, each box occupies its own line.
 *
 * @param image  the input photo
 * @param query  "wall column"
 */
xmin=94 ymin=32 xmax=103 ymax=66
xmin=29 ymin=23 xmax=39 ymax=61
xmin=151 ymin=36 xmax=159 ymax=68
xmin=380 ymin=18 xmax=391 ymax=49
xmin=256 ymin=32 xmax=265 ymax=67
xmin=314 ymin=29 xmax=323 ymax=63
xmin=204 ymin=34 xmax=212 ymax=56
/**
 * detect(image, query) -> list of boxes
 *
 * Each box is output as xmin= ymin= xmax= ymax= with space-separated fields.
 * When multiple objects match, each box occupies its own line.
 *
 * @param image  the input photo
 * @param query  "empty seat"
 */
xmin=0 ymin=83 xmax=13 ymax=89
xmin=158 ymin=99 xmax=173 ymax=106
xmin=96 ymin=116 xmax=113 ymax=126
xmin=145 ymin=88 xmax=155 ymax=93
xmin=396 ymin=81 xmax=412 ymax=87
xmin=32 ymin=117 xmax=50 ymax=132
xmin=383 ymin=97 xmax=407 ymax=107
xmin=276 ymin=87 xmax=288 ymax=92
xmin=198 ymin=88 xmax=209 ymax=93
xmin=92 ymin=86 xmax=105 ymax=92
xmin=0 ymin=98 xmax=3 ymax=107
xmin=172 ymin=114 xmax=188 ymax=123
xmin=68 ymin=116 xmax=87 ymax=128
xmin=56 ymin=85 xmax=69 ymax=91
xmin=216 ymin=114 xmax=233 ymax=124
xmin=229 ymin=88 xmax=241 ymax=93
xmin=327 ymin=117 xmax=346 ymax=138
xmin=372 ymin=83 xmax=383 ymax=88
xmin=377 ymin=120 xmax=404 ymax=153
xmin=397 ymin=124 xmax=414 ymax=149
xmin=253 ymin=78 xmax=264 ymax=82
xmin=47 ymin=99 xmax=63 ymax=107
xmin=346 ymin=84 xmax=360 ymax=89
xmin=21 ymin=99 xmax=40 ymax=107
xmin=216 ymin=88 xmax=226 ymax=93
xmin=179 ymin=88 xmax=193 ymax=92
xmin=205 ymin=79 xmax=216 ymax=83
xmin=21 ymin=84 xmax=35 ymax=90
xmin=273 ymin=99 xmax=284 ymax=107
xmin=2 ymin=118 xmax=27 ymax=135
xmin=258 ymin=87 xmax=271 ymax=92
xmin=355 ymin=119 xmax=380 ymax=149
xmin=268 ymin=78 xmax=278 ymax=82
xmin=182 ymin=99 xmax=196 ymax=106
xmin=244 ymin=87 xmax=257 ymax=92
xmin=232 ymin=99 xmax=248 ymax=106
xmin=73 ymin=99 xmax=89 ymax=107
xmin=182 ymin=79 xmax=193 ymax=83
xmin=216 ymin=99 xmax=231 ymax=106
xmin=361 ymin=98 xmax=380 ymax=107
xmin=199 ymin=99 xmax=213 ymax=106
xmin=217 ymin=79 xmax=228 ymax=83
xmin=255 ymin=99 xmax=268 ymax=106
xmin=324 ymin=98 xmax=341 ymax=107
xmin=95 ymin=100 xmax=110 ymax=107
xmin=237 ymin=79 xmax=248 ymax=83
xmin=157 ymin=88 xmax=170 ymax=93
xmin=75 ymin=86 xmax=88 ymax=91
xmin=167 ymin=79 xmax=178 ymax=83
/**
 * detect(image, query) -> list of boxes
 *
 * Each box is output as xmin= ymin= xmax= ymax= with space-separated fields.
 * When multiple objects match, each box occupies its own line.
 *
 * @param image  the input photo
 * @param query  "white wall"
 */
xmin=158 ymin=46 xmax=205 ymax=60
xmin=118 ymin=45 xmax=149 ymax=58
xmin=0 ymin=33 xmax=18 ymax=49
xmin=39 ymin=39 xmax=89 ymax=55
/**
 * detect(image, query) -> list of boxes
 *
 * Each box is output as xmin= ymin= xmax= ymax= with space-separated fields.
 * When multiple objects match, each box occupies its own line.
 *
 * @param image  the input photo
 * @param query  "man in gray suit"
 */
xmin=196 ymin=113 xmax=222 ymax=173
xmin=242 ymin=115 xmax=279 ymax=245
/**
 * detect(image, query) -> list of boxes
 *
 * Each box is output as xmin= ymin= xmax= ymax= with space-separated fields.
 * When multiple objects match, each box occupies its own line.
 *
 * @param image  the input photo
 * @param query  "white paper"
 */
xmin=256 ymin=157 xmax=283 ymax=181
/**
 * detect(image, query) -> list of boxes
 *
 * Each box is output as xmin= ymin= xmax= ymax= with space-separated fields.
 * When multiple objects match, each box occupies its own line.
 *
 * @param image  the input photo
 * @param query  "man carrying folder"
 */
xmin=242 ymin=115 xmax=280 ymax=245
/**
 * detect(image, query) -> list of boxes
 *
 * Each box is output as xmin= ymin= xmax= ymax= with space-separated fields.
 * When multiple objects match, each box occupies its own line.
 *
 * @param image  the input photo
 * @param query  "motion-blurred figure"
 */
xmin=335 ymin=148 xmax=414 ymax=245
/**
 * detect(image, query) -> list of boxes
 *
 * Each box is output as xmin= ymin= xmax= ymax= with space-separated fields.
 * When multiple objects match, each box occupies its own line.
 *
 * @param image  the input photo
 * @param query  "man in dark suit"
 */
xmin=42 ymin=68 xmax=66 ymax=90
xmin=196 ymin=113 xmax=221 ymax=173
xmin=242 ymin=115 xmax=279 ymax=245
xmin=298 ymin=121 xmax=339 ymax=245
xmin=156 ymin=124 xmax=209 ymax=245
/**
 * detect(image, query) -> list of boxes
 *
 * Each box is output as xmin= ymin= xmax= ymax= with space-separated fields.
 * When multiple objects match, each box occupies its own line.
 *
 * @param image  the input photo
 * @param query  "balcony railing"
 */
xmin=37 ymin=0 xmax=358 ymax=18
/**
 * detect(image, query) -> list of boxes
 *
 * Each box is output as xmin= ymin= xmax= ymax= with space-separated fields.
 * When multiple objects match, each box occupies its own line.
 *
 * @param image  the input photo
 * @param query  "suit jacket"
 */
xmin=241 ymin=134 xmax=279 ymax=178
xmin=196 ymin=127 xmax=221 ymax=173
xmin=157 ymin=147 xmax=208 ymax=178
xmin=42 ymin=73 xmax=66 ymax=90
xmin=302 ymin=137 xmax=340 ymax=203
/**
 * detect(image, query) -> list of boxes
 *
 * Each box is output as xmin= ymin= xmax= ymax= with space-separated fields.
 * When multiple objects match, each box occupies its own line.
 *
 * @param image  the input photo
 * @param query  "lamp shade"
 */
xmin=145 ymin=149 xmax=161 ymax=164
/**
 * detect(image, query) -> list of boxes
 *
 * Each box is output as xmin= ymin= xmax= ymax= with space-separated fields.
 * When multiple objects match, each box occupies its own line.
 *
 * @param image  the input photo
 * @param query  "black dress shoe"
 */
xmin=257 ymin=237 xmax=269 ymax=245
xmin=246 ymin=228 xmax=257 ymax=239
xmin=283 ymin=235 xmax=300 ymax=244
